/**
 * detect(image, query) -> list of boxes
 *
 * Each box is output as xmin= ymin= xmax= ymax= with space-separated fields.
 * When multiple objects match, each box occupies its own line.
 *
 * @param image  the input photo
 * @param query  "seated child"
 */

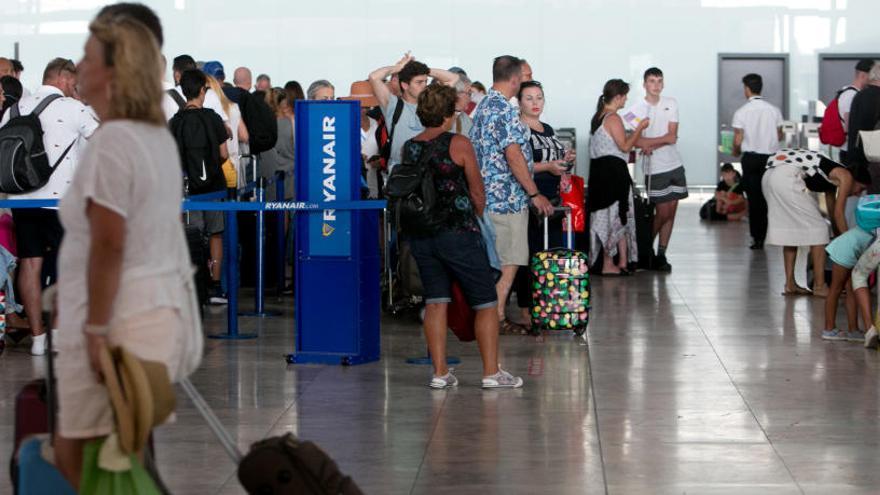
xmin=702 ymin=163 xmax=747 ymax=221
xmin=823 ymin=226 xmax=875 ymax=341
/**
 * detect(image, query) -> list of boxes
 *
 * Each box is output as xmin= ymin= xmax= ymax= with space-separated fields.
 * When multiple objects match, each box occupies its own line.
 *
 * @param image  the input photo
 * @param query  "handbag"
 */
xmin=560 ymin=174 xmax=585 ymax=232
xmin=447 ymin=281 xmax=476 ymax=342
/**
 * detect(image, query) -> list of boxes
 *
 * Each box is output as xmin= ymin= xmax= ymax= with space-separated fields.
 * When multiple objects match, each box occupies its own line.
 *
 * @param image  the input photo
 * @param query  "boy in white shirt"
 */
xmin=634 ymin=67 xmax=686 ymax=272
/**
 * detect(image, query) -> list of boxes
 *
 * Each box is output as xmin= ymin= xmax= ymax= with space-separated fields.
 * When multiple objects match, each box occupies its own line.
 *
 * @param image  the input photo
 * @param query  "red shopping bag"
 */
xmin=561 ymin=174 xmax=585 ymax=232
xmin=447 ymin=281 xmax=475 ymax=342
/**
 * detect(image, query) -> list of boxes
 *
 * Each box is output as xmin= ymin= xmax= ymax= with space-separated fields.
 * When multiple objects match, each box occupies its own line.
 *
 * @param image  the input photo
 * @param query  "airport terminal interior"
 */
xmin=4 ymin=206 xmax=880 ymax=494
xmin=1 ymin=0 xmax=880 ymax=494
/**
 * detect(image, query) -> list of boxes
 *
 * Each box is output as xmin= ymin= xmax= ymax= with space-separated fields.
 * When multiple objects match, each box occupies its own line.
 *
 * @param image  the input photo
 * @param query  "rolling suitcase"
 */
xmin=634 ymin=155 xmax=655 ymax=270
xmin=12 ymin=325 xmax=76 ymax=494
xmin=180 ymin=378 xmax=364 ymax=494
xmin=184 ymin=224 xmax=210 ymax=313
xmin=16 ymin=436 xmax=75 ymax=494
xmin=12 ymin=324 xmax=169 ymax=494
xmin=530 ymin=208 xmax=591 ymax=336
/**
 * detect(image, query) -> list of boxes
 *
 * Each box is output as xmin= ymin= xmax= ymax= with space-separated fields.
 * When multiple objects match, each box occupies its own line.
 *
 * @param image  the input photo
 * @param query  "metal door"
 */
xmin=717 ymin=54 xmax=789 ymax=167
xmin=819 ymin=54 xmax=880 ymax=105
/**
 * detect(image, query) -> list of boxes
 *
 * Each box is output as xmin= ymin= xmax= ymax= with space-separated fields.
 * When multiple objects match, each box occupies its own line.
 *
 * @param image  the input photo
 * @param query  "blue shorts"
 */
xmin=408 ymin=231 xmax=498 ymax=309
xmin=826 ymin=227 xmax=875 ymax=269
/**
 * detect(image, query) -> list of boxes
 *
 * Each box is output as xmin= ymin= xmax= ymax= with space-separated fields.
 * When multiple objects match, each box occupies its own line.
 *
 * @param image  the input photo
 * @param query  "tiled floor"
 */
xmin=2 ymin=202 xmax=880 ymax=494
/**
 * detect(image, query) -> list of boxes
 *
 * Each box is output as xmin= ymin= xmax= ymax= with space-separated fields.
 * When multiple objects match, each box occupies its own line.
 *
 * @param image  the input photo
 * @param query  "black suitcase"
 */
xmin=634 ymin=156 xmax=655 ymax=270
xmin=237 ymin=211 xmax=283 ymax=289
xmin=184 ymin=223 xmax=210 ymax=313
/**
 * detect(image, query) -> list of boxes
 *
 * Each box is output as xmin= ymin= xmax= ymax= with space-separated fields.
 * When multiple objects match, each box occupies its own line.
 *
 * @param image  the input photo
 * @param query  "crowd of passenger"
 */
xmin=0 ymin=2 xmax=879 ymax=488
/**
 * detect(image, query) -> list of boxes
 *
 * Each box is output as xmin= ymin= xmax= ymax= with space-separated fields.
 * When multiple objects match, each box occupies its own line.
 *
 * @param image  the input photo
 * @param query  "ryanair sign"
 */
xmin=296 ymin=101 xmax=356 ymax=257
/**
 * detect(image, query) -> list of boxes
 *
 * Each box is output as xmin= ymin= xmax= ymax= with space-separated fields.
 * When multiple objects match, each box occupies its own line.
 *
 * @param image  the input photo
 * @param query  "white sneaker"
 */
xmin=429 ymin=372 xmax=458 ymax=389
xmin=865 ymin=326 xmax=879 ymax=349
xmin=482 ymin=368 xmax=524 ymax=389
xmin=30 ymin=333 xmax=46 ymax=356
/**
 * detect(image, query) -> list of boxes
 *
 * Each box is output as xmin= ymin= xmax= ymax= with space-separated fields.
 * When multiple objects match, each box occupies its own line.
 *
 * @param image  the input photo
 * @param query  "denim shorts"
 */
xmin=408 ymin=231 xmax=498 ymax=309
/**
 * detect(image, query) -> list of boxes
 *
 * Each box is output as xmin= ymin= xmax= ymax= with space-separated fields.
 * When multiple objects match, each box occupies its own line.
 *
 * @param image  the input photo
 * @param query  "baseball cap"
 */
xmin=202 ymin=60 xmax=225 ymax=80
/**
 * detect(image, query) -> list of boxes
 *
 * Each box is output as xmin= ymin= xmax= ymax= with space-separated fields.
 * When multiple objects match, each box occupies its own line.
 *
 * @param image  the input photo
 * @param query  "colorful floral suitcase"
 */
xmin=530 ymin=209 xmax=590 ymax=336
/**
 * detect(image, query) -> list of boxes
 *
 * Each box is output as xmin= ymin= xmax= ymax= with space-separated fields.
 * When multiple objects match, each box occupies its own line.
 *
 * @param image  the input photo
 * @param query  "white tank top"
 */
xmin=590 ymin=114 xmax=629 ymax=162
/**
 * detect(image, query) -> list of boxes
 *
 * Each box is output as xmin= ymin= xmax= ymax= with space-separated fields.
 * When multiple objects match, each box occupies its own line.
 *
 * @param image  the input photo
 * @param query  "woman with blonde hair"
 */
xmin=53 ymin=9 xmax=202 ymax=488
xmin=206 ymin=73 xmax=248 ymax=186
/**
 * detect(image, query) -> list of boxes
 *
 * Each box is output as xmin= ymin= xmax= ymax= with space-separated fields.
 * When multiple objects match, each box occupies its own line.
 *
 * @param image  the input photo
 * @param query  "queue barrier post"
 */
xmin=210 ymin=188 xmax=257 ymax=339
xmin=275 ymin=171 xmax=287 ymax=297
xmin=240 ymin=177 xmax=280 ymax=318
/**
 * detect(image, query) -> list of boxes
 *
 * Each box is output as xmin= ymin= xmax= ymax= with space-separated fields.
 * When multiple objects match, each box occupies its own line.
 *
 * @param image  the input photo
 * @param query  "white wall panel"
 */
xmin=1 ymin=0 xmax=878 ymax=184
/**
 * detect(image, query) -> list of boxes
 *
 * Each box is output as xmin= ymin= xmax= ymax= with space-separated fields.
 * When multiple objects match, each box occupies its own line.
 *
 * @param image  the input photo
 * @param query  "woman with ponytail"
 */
xmin=588 ymin=79 xmax=649 ymax=275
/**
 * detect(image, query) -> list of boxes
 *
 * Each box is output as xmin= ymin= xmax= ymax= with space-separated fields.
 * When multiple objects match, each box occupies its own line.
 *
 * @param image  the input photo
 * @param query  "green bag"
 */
xmin=78 ymin=439 xmax=160 ymax=495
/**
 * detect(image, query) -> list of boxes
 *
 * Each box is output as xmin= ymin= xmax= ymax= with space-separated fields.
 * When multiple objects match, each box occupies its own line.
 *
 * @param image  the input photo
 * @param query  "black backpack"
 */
xmin=238 ymin=90 xmax=278 ymax=155
xmin=385 ymin=140 xmax=448 ymax=236
xmin=0 ymin=95 xmax=75 ymax=194
xmin=170 ymin=109 xmax=226 ymax=194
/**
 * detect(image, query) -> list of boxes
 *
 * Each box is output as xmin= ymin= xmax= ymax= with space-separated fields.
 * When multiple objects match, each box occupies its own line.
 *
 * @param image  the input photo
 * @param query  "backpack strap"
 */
xmin=30 ymin=94 xmax=62 ymax=117
xmin=386 ymin=97 xmax=405 ymax=148
xmin=52 ymin=140 xmax=76 ymax=170
xmin=836 ymin=86 xmax=858 ymax=123
xmin=167 ymin=88 xmax=186 ymax=110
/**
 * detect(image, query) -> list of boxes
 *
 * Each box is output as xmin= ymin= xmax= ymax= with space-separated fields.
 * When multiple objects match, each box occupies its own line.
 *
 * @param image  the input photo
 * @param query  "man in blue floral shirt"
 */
xmin=470 ymin=55 xmax=553 ymax=332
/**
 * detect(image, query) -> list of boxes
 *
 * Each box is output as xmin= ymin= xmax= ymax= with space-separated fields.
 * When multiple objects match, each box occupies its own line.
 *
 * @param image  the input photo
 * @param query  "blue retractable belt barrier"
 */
xmin=0 ymin=185 xmax=385 ymax=342
xmin=239 ymin=177 xmax=280 ymax=318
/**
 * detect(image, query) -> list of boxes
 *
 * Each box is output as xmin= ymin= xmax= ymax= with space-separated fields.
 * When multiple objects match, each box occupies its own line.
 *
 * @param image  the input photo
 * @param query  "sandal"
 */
xmin=499 ymin=319 xmax=529 ymax=335
xmin=781 ymin=285 xmax=812 ymax=296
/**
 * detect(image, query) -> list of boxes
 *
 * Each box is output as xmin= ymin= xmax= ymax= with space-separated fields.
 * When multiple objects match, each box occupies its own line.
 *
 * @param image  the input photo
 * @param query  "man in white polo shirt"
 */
xmin=0 ymin=58 xmax=99 ymax=355
xmin=634 ymin=67 xmax=686 ymax=272
xmin=732 ymin=73 xmax=783 ymax=250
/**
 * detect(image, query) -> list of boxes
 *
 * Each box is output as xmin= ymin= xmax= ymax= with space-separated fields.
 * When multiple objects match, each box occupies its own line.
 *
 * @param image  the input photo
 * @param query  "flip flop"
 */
xmin=499 ymin=320 xmax=529 ymax=335
xmin=781 ymin=286 xmax=812 ymax=296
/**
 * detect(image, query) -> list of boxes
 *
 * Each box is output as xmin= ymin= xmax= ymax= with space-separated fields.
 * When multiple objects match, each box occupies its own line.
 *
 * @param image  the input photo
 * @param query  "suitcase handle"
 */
xmin=180 ymin=378 xmax=244 ymax=463
xmin=543 ymin=206 xmax=573 ymax=250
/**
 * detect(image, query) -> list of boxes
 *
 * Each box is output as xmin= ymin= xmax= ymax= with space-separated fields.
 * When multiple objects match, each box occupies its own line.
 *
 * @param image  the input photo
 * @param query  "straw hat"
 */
xmin=99 ymin=345 xmax=176 ymax=455
xmin=341 ymin=80 xmax=378 ymax=108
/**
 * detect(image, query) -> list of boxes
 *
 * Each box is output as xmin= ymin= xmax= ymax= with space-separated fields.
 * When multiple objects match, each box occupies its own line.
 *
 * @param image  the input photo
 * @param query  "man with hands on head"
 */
xmin=368 ymin=53 xmax=460 ymax=171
